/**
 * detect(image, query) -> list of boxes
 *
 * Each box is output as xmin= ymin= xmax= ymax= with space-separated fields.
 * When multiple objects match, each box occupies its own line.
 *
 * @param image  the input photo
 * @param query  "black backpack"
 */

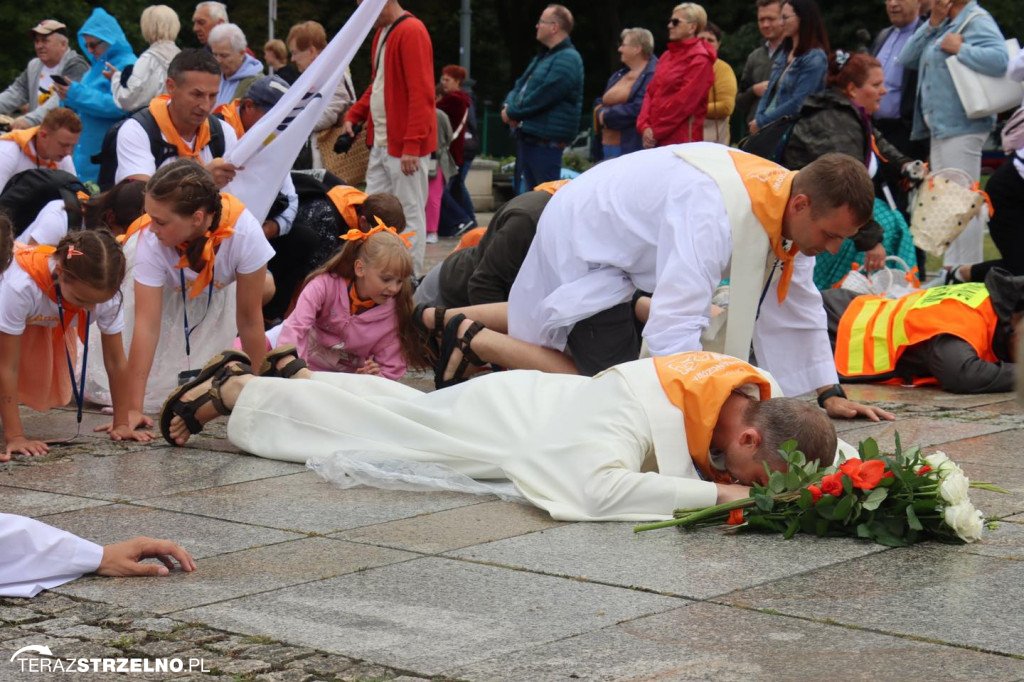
xmin=0 ymin=168 xmax=87 ymax=236
xmin=92 ymin=109 xmax=226 ymax=191
xmin=737 ymin=115 xmax=799 ymax=164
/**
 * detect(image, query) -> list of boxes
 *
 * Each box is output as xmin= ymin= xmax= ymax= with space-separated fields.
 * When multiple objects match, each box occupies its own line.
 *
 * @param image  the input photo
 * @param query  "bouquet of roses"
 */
xmin=634 ymin=435 xmax=1006 ymax=546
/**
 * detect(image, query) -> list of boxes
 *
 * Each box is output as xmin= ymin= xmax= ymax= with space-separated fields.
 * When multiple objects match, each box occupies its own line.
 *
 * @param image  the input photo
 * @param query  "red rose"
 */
xmin=807 ymin=485 xmax=823 ymax=502
xmin=727 ymin=509 xmax=745 ymax=525
xmin=917 ymin=465 xmax=932 ymax=475
xmin=840 ymin=459 xmax=891 ymax=491
xmin=820 ymin=473 xmax=844 ymax=497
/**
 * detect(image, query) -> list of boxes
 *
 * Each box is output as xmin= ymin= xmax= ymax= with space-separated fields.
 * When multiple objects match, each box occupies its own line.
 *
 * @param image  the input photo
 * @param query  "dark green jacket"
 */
xmin=504 ymin=38 xmax=584 ymax=143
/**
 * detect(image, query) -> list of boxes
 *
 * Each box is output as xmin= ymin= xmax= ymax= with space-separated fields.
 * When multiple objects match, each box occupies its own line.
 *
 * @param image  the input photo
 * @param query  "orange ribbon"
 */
xmin=339 ymin=216 xmax=415 ymax=248
xmin=533 ymin=179 xmax=570 ymax=195
xmin=1 ymin=127 xmax=58 ymax=169
xmin=149 ymin=94 xmax=211 ymax=159
xmin=175 ymin=193 xmax=245 ymax=298
xmin=970 ymin=182 xmax=995 ymax=218
xmin=870 ymin=134 xmax=888 ymax=164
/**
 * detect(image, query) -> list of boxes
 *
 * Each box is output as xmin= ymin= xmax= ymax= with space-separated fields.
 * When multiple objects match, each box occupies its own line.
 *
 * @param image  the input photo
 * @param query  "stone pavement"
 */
xmin=2 ymin=236 xmax=1024 ymax=680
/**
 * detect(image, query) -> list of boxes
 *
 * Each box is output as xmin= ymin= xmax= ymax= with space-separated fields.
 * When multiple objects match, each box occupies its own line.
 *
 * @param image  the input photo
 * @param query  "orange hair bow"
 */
xmin=339 ymin=216 xmax=415 ymax=248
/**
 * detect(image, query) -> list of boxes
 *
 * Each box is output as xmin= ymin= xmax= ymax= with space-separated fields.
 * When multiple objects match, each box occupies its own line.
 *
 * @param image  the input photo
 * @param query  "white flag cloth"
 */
xmin=223 ymin=0 xmax=386 ymax=222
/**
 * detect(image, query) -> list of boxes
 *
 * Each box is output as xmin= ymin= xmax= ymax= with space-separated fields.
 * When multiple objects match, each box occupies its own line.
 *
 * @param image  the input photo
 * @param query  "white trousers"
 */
xmin=226 ymin=368 xmax=716 ymax=521
xmin=930 ymin=131 xmax=989 ymax=268
xmin=365 ymin=145 xmax=429 ymax=276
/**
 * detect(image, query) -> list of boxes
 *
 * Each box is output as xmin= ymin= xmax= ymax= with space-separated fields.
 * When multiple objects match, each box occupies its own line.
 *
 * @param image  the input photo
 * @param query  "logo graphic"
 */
xmin=10 ymin=645 xmax=52 ymax=662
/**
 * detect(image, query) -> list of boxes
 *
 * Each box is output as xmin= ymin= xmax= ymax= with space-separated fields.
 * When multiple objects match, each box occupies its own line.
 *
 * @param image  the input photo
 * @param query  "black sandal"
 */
xmin=159 ymin=350 xmax=252 ymax=445
xmin=412 ymin=304 xmax=447 ymax=359
xmin=259 ymin=345 xmax=308 ymax=378
xmin=434 ymin=313 xmax=487 ymax=390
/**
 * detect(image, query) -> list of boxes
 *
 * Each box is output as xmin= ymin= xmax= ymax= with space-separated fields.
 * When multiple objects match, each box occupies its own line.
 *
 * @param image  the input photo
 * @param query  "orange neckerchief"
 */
xmin=1 ymin=127 xmax=57 ymax=169
xmin=176 ymin=193 xmax=245 ymax=298
xmin=326 ymin=186 xmax=368 ymax=231
xmin=213 ymin=100 xmax=245 ymax=139
xmin=117 ymin=214 xmax=151 ymax=244
xmin=653 ymin=351 xmax=772 ymax=484
xmin=869 ymin=134 xmax=888 ymax=164
xmin=533 ymin=179 xmax=570 ymax=195
xmin=149 ymin=94 xmax=212 ymax=159
xmin=13 ymin=244 xmax=88 ymax=344
xmin=727 ymin=149 xmax=800 ymax=303
xmin=347 ymin=278 xmax=377 ymax=316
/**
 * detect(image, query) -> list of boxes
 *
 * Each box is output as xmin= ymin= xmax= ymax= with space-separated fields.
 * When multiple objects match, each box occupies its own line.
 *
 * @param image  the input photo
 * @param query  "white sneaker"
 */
xmin=425 ymin=233 xmax=439 ymax=244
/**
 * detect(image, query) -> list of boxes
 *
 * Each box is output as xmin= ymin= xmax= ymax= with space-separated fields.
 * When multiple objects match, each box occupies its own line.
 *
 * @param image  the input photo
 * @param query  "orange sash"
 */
xmin=117 ymin=214 xmax=151 ymax=244
xmin=653 ymin=351 xmax=772 ymax=484
xmin=326 ymin=186 xmax=368 ymax=231
xmin=1 ymin=127 xmax=57 ymax=169
xmin=149 ymin=94 xmax=212 ymax=159
xmin=176 ymin=193 xmax=245 ymax=298
xmin=213 ymin=100 xmax=245 ymax=139
xmin=727 ymin=150 xmax=799 ymax=303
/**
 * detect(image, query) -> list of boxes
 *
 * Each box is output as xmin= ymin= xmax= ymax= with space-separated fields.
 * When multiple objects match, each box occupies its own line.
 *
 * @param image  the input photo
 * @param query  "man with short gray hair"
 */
xmin=209 ymin=23 xmax=263 ymax=107
xmin=193 ymin=1 xmax=228 ymax=47
xmin=0 ymin=20 xmax=89 ymax=131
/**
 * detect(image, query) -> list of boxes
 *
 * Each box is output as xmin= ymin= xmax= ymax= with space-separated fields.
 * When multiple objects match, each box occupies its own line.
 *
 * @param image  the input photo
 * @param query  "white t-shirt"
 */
xmin=133 ymin=206 xmax=274 ymax=292
xmin=0 ymin=138 xmax=77 ymax=191
xmin=20 ymin=199 xmax=68 ymax=246
xmin=113 ymin=115 xmax=238 ymax=183
xmin=369 ymin=25 xmax=393 ymax=149
xmin=37 ymin=64 xmax=59 ymax=105
xmin=0 ymin=257 xmax=125 ymax=337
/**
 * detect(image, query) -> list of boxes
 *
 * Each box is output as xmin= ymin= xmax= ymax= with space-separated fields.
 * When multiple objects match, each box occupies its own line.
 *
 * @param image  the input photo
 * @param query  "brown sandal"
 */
xmin=259 ymin=345 xmax=308 ymax=378
xmin=434 ymin=314 xmax=487 ymax=389
xmin=159 ymin=351 xmax=252 ymax=445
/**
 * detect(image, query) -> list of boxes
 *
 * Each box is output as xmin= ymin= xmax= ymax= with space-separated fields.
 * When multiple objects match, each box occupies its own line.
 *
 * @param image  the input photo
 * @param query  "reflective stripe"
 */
xmin=843 ymin=298 xmax=883 ymax=375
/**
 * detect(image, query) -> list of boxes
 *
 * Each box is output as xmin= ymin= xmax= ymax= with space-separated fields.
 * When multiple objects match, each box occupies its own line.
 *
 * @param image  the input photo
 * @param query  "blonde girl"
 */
xmin=0 ymin=229 xmax=151 ymax=460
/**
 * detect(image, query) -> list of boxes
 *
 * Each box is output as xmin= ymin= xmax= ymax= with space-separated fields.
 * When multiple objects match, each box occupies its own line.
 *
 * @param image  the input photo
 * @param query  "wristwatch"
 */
xmin=817 ymin=384 xmax=847 ymax=408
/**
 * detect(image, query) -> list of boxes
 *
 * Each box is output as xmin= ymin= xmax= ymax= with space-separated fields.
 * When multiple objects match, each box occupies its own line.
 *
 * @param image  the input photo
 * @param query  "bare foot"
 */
xmin=167 ymin=363 xmax=250 ymax=445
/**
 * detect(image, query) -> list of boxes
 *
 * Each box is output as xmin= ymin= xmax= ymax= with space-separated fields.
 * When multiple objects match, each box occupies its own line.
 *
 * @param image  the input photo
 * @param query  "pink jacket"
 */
xmin=277 ymin=274 xmax=407 ymax=378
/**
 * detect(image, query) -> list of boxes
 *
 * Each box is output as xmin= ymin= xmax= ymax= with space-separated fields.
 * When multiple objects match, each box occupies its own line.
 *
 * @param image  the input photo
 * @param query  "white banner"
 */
xmin=223 ymin=0 xmax=386 ymax=221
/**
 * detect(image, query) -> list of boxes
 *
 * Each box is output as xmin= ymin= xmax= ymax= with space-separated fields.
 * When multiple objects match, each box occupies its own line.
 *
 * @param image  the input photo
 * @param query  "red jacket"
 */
xmin=345 ymin=13 xmax=437 ymax=158
xmin=437 ymin=89 xmax=471 ymax=166
xmin=637 ymin=38 xmax=716 ymax=145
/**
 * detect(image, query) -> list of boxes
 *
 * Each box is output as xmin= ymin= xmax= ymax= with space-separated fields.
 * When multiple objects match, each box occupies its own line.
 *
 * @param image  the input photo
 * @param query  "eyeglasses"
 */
xmin=669 ymin=18 xmax=683 ymax=26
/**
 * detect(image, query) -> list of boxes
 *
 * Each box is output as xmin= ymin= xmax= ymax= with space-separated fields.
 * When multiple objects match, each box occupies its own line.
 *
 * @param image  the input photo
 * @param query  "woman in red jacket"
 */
xmin=637 ymin=3 xmax=716 ymax=148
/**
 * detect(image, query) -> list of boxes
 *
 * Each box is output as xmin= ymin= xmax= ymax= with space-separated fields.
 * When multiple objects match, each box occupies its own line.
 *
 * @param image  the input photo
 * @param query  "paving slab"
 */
xmin=177 ymin=556 xmax=683 ymax=674
xmin=957 ymin=518 xmax=1024 ymax=560
xmin=833 ymin=415 xmax=1016 ymax=450
xmin=55 ymin=537 xmax=416 ymax=615
xmin=949 ymin=461 xmax=1024 ymax=519
xmin=38 ymin=504 xmax=301 ymax=559
xmin=933 ymin=428 xmax=1024 ymax=467
xmin=843 ymin=384 xmax=1014 ymax=410
xmin=334 ymin=499 xmax=564 ymax=553
xmin=446 ymin=522 xmax=886 ymax=599
xmin=143 ymin=470 xmax=485 ymax=534
xmin=0 ymin=486 xmax=110 ymax=516
xmin=451 ymin=601 xmax=1024 ymax=681
xmin=718 ymin=544 xmax=1024 ymax=657
xmin=0 ymin=447 xmax=302 ymax=501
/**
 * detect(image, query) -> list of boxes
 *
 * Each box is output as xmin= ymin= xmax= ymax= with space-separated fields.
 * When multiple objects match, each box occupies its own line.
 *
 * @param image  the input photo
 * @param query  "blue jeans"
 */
xmin=602 ymin=144 xmax=622 ymax=160
xmin=514 ymin=133 xmax=563 ymax=195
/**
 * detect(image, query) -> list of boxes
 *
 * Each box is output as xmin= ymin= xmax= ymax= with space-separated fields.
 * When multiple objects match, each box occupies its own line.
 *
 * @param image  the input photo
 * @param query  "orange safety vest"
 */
xmin=0 ymin=127 xmax=57 ymax=169
xmin=835 ymin=283 xmax=999 ymax=384
xmin=653 ymin=351 xmax=773 ymax=483
xmin=213 ymin=100 xmax=245 ymax=140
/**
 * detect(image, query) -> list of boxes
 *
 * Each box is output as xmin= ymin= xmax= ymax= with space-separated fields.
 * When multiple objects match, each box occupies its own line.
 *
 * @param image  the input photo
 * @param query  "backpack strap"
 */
xmin=133 ymin=109 xmax=180 ymax=168
xmin=206 ymin=115 xmax=226 ymax=158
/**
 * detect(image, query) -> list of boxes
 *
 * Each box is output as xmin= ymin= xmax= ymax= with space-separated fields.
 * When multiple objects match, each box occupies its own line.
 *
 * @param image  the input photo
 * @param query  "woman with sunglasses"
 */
xmin=751 ymin=0 xmax=829 ymax=133
xmin=51 ymin=8 xmax=136 ymax=183
xmin=637 ymin=3 xmax=716 ymax=148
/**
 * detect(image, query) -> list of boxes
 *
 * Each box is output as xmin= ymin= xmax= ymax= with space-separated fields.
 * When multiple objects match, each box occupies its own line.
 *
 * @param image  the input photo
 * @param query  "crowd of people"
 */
xmin=1 ymin=0 xmax=1023 ymax=593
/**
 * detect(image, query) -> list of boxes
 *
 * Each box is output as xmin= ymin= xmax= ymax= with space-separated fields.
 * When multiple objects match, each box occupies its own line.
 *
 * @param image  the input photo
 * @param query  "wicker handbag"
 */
xmin=909 ymin=168 xmax=990 ymax=257
xmin=317 ymin=124 xmax=370 ymax=186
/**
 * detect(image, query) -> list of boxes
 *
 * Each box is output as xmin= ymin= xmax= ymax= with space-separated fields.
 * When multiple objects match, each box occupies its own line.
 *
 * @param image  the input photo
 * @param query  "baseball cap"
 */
xmin=31 ymin=20 xmax=68 ymax=37
xmin=245 ymin=75 xmax=289 ymax=111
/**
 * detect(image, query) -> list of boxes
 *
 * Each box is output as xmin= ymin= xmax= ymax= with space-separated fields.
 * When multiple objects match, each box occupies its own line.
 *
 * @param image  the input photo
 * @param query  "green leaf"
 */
xmin=798 ymin=488 xmax=813 ymax=509
xmin=747 ymin=516 xmax=783 ymax=533
xmin=842 ymin=475 xmax=853 ymax=495
xmin=859 ymin=438 xmax=879 ymax=460
xmin=906 ymin=505 xmax=923 ymax=531
xmin=861 ymin=487 xmax=888 ymax=511
xmin=768 ymin=471 xmax=786 ymax=494
xmin=815 ymin=518 xmax=830 ymax=536
xmin=788 ymin=448 xmax=806 ymax=468
xmin=754 ymin=492 xmax=774 ymax=512
xmin=832 ymin=493 xmax=855 ymax=522
xmin=874 ymin=532 xmax=909 ymax=547
xmin=894 ymin=431 xmax=902 ymax=459
xmin=856 ymin=523 xmax=873 ymax=539
xmin=784 ymin=517 xmax=800 ymax=539
xmin=784 ymin=470 xmax=802 ymax=491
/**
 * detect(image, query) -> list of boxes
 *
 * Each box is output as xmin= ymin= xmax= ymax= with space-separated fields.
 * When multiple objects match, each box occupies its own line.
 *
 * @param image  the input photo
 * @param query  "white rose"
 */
xmin=943 ymin=502 xmax=985 ymax=542
xmin=938 ymin=471 xmax=970 ymax=505
xmin=925 ymin=452 xmax=949 ymax=468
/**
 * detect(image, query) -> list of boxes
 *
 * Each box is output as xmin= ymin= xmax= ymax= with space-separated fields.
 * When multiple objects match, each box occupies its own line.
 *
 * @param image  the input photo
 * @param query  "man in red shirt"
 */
xmin=342 ymin=0 xmax=436 ymax=275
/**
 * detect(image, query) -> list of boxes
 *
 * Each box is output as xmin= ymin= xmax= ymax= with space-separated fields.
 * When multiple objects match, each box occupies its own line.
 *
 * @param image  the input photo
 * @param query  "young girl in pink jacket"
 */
xmin=269 ymin=222 xmax=427 ymax=379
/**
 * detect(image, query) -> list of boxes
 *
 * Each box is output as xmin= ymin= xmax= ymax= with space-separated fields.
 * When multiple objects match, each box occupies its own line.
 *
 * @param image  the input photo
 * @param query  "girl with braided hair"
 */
xmin=0 ymin=229 xmax=151 ymax=460
xmin=125 ymin=159 xmax=273 ymax=417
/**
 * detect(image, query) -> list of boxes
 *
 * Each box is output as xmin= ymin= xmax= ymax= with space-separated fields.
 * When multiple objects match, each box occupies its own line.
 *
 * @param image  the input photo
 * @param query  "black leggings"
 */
xmin=968 ymin=160 xmax=1024 ymax=281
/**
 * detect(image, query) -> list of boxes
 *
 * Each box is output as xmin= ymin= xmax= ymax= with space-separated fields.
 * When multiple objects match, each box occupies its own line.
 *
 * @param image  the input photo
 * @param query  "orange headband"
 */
xmin=339 ymin=216 xmax=415 ymax=248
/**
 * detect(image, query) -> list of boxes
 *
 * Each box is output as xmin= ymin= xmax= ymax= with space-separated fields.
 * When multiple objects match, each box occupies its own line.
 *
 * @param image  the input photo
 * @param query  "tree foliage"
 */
xmin=1 ymin=0 xmax=1020 ymax=116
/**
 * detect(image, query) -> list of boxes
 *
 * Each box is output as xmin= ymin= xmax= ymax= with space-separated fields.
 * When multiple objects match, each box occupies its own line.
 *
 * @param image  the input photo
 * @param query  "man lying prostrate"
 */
xmin=824 ymin=267 xmax=1024 ymax=394
xmin=160 ymin=348 xmax=837 ymax=522
xmin=0 ymin=513 xmax=195 ymax=597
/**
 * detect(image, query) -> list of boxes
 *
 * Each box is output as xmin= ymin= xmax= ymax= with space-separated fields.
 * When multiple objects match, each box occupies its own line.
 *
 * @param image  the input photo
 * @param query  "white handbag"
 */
xmin=946 ymin=12 xmax=1023 ymax=119
xmin=909 ymin=168 xmax=989 ymax=257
